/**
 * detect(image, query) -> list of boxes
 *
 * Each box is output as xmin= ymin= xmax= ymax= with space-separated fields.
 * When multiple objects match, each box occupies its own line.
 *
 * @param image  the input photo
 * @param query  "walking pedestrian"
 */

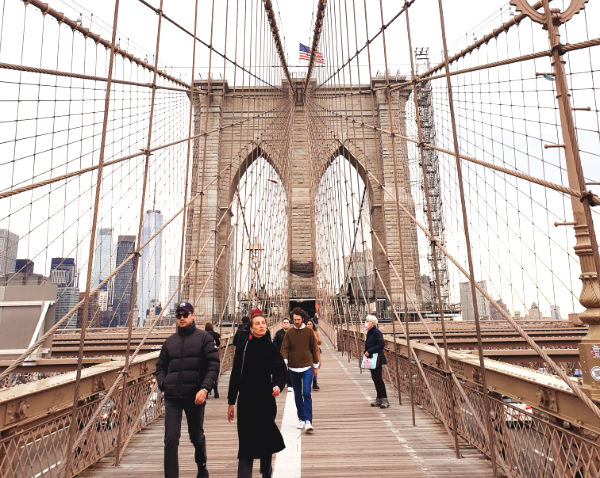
xmin=227 ymin=308 xmax=286 ymax=478
xmin=273 ymin=318 xmax=292 ymax=392
xmin=155 ymin=302 xmax=220 ymax=478
xmin=204 ymin=322 xmax=221 ymax=398
xmin=305 ymin=319 xmax=322 ymax=391
xmin=364 ymin=314 xmax=389 ymax=409
xmin=280 ymin=307 xmax=319 ymax=433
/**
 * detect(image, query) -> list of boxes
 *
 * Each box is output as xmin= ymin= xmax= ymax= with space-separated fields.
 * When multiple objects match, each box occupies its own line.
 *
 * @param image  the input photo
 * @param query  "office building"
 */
xmin=112 ymin=235 xmax=136 ymax=327
xmin=50 ymin=258 xmax=79 ymax=328
xmin=92 ymin=228 xmax=113 ymax=292
xmin=168 ymin=275 xmax=180 ymax=313
xmin=14 ymin=259 xmax=34 ymax=277
xmin=137 ymin=210 xmax=163 ymax=326
xmin=459 ymin=280 xmax=490 ymax=321
xmin=0 ymin=229 xmax=19 ymax=276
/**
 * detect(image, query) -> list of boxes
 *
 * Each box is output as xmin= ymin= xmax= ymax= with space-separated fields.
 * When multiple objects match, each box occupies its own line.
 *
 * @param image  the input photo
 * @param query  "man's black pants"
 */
xmin=164 ymin=398 xmax=207 ymax=478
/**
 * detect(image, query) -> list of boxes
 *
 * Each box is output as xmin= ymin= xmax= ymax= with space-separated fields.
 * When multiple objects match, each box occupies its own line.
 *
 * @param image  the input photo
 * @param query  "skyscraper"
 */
xmin=50 ymin=258 xmax=79 ymax=329
xmin=459 ymin=280 xmax=490 ymax=321
xmin=112 ymin=235 xmax=136 ymax=327
xmin=92 ymin=228 xmax=113 ymax=291
xmin=137 ymin=209 xmax=163 ymax=326
xmin=0 ymin=229 xmax=19 ymax=276
xmin=168 ymin=275 xmax=180 ymax=313
xmin=14 ymin=259 xmax=34 ymax=277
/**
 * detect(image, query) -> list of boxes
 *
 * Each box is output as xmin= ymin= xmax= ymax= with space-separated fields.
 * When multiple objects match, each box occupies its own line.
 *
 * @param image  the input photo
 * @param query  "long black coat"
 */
xmin=155 ymin=322 xmax=220 ymax=399
xmin=365 ymin=326 xmax=387 ymax=365
xmin=227 ymin=334 xmax=286 ymax=459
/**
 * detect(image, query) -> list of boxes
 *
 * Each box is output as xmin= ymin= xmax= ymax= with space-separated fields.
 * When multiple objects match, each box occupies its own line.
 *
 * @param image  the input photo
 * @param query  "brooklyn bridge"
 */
xmin=0 ymin=0 xmax=600 ymax=476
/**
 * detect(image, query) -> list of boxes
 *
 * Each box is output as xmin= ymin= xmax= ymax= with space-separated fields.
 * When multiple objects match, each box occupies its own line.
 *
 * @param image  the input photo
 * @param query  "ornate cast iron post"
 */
xmin=511 ymin=0 xmax=600 ymax=398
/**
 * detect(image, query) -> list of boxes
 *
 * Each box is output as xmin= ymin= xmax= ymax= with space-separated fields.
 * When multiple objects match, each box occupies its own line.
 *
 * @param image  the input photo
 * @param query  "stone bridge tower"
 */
xmin=184 ymin=77 xmax=421 ymax=320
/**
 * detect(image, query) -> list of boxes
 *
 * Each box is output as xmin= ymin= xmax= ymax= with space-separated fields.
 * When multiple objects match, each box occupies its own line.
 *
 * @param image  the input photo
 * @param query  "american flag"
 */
xmin=299 ymin=43 xmax=324 ymax=64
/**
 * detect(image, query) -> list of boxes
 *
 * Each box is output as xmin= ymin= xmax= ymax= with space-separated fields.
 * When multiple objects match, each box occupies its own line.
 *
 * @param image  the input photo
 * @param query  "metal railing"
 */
xmin=0 ymin=339 xmax=234 ymax=478
xmin=334 ymin=326 xmax=600 ymax=477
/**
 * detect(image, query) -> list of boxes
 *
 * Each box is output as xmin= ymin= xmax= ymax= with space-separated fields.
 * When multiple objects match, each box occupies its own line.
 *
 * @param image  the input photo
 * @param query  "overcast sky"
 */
xmin=1 ymin=0 xmax=598 ymax=318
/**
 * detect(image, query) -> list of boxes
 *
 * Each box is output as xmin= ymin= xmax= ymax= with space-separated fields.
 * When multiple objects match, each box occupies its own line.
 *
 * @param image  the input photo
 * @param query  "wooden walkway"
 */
xmin=81 ymin=338 xmax=493 ymax=477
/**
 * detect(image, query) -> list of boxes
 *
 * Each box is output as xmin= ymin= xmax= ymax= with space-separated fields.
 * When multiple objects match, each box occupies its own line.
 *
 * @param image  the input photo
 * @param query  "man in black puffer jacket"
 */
xmin=155 ymin=302 xmax=220 ymax=478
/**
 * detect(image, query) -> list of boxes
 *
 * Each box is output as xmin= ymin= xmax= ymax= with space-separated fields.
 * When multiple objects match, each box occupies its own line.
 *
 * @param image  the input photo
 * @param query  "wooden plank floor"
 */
xmin=81 ymin=337 xmax=493 ymax=477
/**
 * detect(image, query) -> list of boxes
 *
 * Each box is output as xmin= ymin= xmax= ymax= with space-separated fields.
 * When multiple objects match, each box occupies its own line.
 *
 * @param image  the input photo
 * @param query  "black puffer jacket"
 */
xmin=155 ymin=322 xmax=220 ymax=400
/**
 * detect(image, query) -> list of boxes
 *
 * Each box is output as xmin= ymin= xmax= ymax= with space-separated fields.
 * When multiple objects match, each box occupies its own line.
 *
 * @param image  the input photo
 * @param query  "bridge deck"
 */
xmin=81 ymin=338 xmax=492 ymax=477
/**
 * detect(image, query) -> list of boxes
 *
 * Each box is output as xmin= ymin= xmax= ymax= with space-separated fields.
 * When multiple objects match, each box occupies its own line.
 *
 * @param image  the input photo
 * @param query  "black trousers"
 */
xmin=370 ymin=363 xmax=387 ymax=399
xmin=237 ymin=455 xmax=272 ymax=478
xmin=164 ymin=398 xmax=207 ymax=478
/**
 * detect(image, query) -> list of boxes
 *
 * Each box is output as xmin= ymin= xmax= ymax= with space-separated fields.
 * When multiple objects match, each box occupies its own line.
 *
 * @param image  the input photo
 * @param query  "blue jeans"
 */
xmin=289 ymin=368 xmax=313 ymax=422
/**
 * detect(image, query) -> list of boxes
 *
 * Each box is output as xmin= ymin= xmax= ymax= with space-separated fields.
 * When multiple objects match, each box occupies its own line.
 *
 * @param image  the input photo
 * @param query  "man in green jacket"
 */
xmin=280 ymin=306 xmax=319 ymax=433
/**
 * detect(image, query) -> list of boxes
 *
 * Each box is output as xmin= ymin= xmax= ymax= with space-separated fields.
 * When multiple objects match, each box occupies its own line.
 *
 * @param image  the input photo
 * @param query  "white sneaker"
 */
xmin=304 ymin=421 xmax=314 ymax=433
xmin=288 ymin=387 xmax=293 ymax=392
xmin=296 ymin=420 xmax=305 ymax=429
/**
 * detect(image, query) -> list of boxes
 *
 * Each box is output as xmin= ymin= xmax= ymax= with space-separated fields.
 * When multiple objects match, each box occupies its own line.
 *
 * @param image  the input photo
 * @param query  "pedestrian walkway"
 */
xmin=81 ymin=337 xmax=492 ymax=477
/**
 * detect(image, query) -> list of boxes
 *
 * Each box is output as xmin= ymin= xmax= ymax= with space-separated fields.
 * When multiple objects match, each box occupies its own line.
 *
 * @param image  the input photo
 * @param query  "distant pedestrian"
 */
xmin=272 ymin=318 xmax=289 ymax=351
xmin=273 ymin=318 xmax=291 ymax=391
xmin=155 ymin=302 xmax=220 ymax=478
xmin=233 ymin=316 xmax=251 ymax=347
xmin=205 ymin=322 xmax=221 ymax=398
xmin=364 ymin=314 xmax=389 ymax=409
xmin=227 ymin=308 xmax=286 ymax=478
xmin=281 ymin=307 xmax=319 ymax=433
xmin=305 ymin=319 xmax=322 ymax=391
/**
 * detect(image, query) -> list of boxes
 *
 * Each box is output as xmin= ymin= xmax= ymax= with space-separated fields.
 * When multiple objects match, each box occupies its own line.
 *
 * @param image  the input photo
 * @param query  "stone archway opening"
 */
xmin=315 ymin=155 xmax=376 ymax=319
xmin=229 ymin=156 xmax=288 ymax=319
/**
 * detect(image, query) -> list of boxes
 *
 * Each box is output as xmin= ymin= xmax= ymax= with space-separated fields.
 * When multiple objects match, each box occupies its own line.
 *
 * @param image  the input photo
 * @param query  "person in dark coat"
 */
xmin=272 ymin=317 xmax=289 ymax=352
xmin=205 ymin=322 xmax=221 ymax=398
xmin=272 ymin=318 xmax=291 ymax=390
xmin=155 ymin=302 xmax=220 ymax=478
xmin=232 ymin=316 xmax=251 ymax=347
xmin=364 ymin=314 xmax=389 ymax=409
xmin=227 ymin=308 xmax=286 ymax=478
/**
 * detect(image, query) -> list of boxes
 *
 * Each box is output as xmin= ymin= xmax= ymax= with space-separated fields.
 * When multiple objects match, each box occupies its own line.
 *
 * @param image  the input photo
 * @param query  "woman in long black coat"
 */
xmin=227 ymin=309 xmax=286 ymax=478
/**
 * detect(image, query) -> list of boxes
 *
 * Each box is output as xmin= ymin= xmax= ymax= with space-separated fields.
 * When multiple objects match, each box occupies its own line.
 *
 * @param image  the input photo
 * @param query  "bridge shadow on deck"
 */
xmin=81 ymin=338 xmax=492 ymax=477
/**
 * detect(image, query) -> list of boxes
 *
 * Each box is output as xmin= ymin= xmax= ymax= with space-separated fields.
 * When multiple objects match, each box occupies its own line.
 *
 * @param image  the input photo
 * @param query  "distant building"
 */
xmin=490 ymin=298 xmax=510 ymax=321
xmin=14 ymin=259 xmax=34 ymax=277
xmin=343 ymin=250 xmax=374 ymax=307
xmin=50 ymin=258 xmax=77 ymax=287
xmin=54 ymin=287 xmax=79 ymax=329
xmin=50 ymin=258 xmax=79 ymax=328
xmin=168 ymin=275 xmax=180 ymax=313
xmin=550 ymin=305 xmax=561 ymax=320
xmin=98 ymin=289 xmax=110 ymax=311
xmin=0 ymin=229 xmax=19 ymax=276
xmin=527 ymin=302 xmax=542 ymax=320
xmin=112 ymin=235 xmax=136 ymax=327
xmin=459 ymin=280 xmax=490 ymax=321
xmin=91 ymin=228 xmax=114 ymax=295
xmin=77 ymin=290 xmax=101 ymax=328
xmin=0 ymin=270 xmax=47 ymax=286
xmin=137 ymin=209 xmax=163 ymax=326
